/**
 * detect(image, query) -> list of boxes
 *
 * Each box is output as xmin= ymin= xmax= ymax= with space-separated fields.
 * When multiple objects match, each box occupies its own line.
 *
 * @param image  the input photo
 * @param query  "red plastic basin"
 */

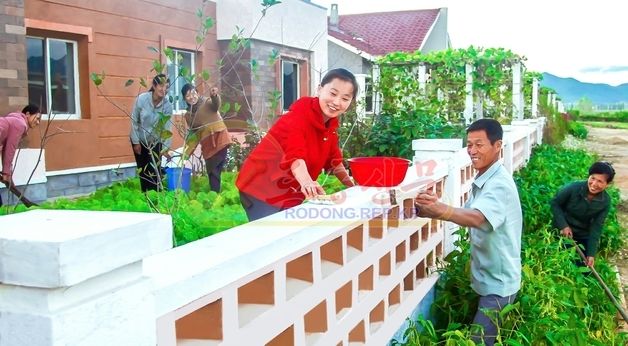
xmin=348 ymin=157 xmax=411 ymax=187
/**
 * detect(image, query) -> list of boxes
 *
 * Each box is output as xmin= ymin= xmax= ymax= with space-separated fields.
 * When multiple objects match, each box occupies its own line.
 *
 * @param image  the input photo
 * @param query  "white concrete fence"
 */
xmin=0 ymin=118 xmax=544 ymax=346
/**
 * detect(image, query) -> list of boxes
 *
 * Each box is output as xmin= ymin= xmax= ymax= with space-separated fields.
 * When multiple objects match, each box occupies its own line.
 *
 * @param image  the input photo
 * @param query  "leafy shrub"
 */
xmin=396 ymin=144 xmax=627 ymax=345
xmin=576 ymin=111 xmax=628 ymax=123
xmin=568 ymin=121 xmax=589 ymax=139
xmin=342 ymin=110 xmax=465 ymax=160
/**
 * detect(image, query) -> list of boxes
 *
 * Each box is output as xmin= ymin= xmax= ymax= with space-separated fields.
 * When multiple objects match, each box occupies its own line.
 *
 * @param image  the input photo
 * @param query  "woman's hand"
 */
xmin=0 ymin=173 xmax=11 ymax=185
xmin=586 ymin=256 xmax=595 ymax=267
xmin=132 ymin=144 xmax=142 ymax=155
xmin=300 ymin=181 xmax=325 ymax=199
xmin=210 ymin=87 xmax=219 ymax=97
xmin=560 ymin=226 xmax=573 ymax=238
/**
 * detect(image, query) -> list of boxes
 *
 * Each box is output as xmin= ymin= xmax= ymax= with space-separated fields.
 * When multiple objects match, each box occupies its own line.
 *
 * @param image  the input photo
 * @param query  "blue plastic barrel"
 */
xmin=165 ymin=167 xmax=192 ymax=192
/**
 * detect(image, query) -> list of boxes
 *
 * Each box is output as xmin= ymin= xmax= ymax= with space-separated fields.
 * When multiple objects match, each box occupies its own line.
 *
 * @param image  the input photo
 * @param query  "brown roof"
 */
xmin=328 ymin=9 xmax=441 ymax=56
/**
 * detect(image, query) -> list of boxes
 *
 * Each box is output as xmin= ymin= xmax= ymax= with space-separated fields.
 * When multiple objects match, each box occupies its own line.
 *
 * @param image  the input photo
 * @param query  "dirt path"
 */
xmin=580 ymin=126 xmax=628 ymax=326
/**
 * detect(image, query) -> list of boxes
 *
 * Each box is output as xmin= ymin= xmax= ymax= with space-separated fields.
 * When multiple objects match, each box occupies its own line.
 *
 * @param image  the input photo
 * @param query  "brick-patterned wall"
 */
xmin=250 ymin=40 xmax=311 ymax=129
xmin=0 ymin=0 xmax=28 ymax=115
xmin=218 ymin=39 xmax=311 ymax=131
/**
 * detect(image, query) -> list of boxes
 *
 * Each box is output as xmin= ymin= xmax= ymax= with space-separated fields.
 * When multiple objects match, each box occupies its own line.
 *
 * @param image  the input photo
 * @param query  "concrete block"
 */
xmin=0 ymin=209 xmax=173 ymax=287
xmin=0 ymin=266 xmax=157 ymax=346
xmin=63 ymin=185 xmax=96 ymax=197
xmin=78 ymin=171 xmax=110 ymax=187
xmin=0 ymin=183 xmax=47 ymax=205
xmin=47 ymin=174 xmax=79 ymax=191
xmin=412 ymin=138 xmax=462 ymax=151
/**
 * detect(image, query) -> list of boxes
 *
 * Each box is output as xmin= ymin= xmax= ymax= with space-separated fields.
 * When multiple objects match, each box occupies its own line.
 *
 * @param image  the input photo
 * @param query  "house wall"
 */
xmin=327 ymin=40 xmax=370 ymax=75
xmin=0 ymin=0 xmax=28 ymax=114
xmin=217 ymin=0 xmax=328 ymax=89
xmin=21 ymin=0 xmax=220 ymax=172
xmin=420 ymin=8 xmax=450 ymax=53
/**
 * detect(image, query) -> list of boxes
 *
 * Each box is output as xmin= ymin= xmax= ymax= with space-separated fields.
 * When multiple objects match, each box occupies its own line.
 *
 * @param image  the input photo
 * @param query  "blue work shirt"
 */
xmin=465 ymin=161 xmax=522 ymax=297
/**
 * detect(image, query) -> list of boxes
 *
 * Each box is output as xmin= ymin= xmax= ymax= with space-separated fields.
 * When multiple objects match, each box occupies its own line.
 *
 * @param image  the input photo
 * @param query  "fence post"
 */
xmin=412 ymin=138 xmax=464 ymax=255
xmin=464 ymin=63 xmax=474 ymax=125
xmin=0 ymin=210 xmax=172 ymax=346
xmin=512 ymin=62 xmax=523 ymax=120
xmin=531 ymin=77 xmax=539 ymax=118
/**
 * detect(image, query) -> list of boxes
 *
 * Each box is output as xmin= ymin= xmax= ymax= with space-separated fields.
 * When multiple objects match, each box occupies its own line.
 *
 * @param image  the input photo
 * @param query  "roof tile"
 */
xmin=329 ymin=9 xmax=440 ymax=56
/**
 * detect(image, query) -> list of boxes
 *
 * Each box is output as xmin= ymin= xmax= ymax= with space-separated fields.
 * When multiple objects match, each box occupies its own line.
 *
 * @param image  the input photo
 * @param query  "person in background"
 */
xmin=181 ymin=83 xmax=231 ymax=193
xmin=414 ymin=119 xmax=522 ymax=346
xmin=0 ymin=104 xmax=41 ymax=205
xmin=235 ymin=68 xmax=357 ymax=221
xmin=551 ymin=161 xmax=615 ymax=267
xmin=130 ymin=74 xmax=173 ymax=192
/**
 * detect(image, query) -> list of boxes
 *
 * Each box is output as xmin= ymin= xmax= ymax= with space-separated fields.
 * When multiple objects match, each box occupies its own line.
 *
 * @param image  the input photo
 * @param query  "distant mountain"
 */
xmin=540 ymin=73 xmax=628 ymax=105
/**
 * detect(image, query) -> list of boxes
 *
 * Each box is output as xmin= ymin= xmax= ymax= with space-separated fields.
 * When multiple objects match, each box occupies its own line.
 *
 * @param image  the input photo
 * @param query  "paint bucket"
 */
xmin=166 ymin=167 xmax=192 ymax=192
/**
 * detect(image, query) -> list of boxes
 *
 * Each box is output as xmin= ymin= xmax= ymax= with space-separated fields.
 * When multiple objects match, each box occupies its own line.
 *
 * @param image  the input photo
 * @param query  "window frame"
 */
xmin=281 ymin=60 xmax=300 ymax=112
xmin=26 ymin=35 xmax=81 ymax=120
xmin=167 ymin=48 xmax=196 ymax=113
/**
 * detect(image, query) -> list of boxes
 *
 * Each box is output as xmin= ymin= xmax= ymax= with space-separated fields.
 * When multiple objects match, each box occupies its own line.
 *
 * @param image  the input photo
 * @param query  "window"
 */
xmin=282 ymin=60 xmax=299 ymax=111
xmin=167 ymin=48 xmax=195 ymax=112
xmin=26 ymin=36 xmax=80 ymax=119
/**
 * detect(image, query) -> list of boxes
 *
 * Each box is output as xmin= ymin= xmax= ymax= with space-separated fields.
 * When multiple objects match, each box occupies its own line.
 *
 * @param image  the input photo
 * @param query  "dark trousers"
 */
xmin=239 ymin=191 xmax=282 ymax=222
xmin=471 ymin=293 xmax=517 ymax=346
xmin=205 ymin=146 xmax=229 ymax=193
xmin=133 ymin=142 xmax=163 ymax=192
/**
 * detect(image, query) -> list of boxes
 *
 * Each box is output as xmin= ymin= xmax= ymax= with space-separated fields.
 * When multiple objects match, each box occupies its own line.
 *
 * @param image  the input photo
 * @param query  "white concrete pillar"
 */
xmin=418 ymin=64 xmax=427 ymax=95
xmin=531 ymin=78 xmax=539 ymax=118
xmin=354 ymin=73 xmax=367 ymax=119
xmin=0 ymin=210 xmax=173 ymax=346
xmin=372 ymin=64 xmax=382 ymax=116
xmin=501 ymin=125 xmax=515 ymax=174
xmin=412 ymin=138 xmax=464 ymax=255
xmin=463 ymin=63 xmax=474 ymax=125
xmin=512 ymin=62 xmax=523 ymax=120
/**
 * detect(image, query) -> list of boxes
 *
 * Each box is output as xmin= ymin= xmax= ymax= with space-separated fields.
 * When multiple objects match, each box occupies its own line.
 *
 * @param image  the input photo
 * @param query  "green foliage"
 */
xmin=568 ymin=121 xmax=589 ymax=139
xmin=377 ymin=47 xmax=524 ymax=123
xmin=337 ymin=107 xmax=465 ymax=161
xmin=575 ymin=111 xmax=628 ymax=123
xmin=364 ymin=110 xmax=465 ymax=159
xmin=397 ymin=144 xmax=627 ymax=345
xmin=539 ymin=90 xmax=569 ymax=145
xmin=2 ymin=173 xmax=248 ymax=246
xmin=225 ymin=125 xmax=263 ymax=172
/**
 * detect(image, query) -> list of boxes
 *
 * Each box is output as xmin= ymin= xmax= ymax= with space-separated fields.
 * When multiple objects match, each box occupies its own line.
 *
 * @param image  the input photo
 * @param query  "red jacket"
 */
xmin=236 ymin=97 xmax=343 ymax=208
xmin=0 ymin=112 xmax=28 ymax=176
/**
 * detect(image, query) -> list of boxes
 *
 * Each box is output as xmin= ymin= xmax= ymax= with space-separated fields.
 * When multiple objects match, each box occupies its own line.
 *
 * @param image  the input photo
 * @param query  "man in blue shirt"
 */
xmin=415 ymin=119 xmax=522 ymax=345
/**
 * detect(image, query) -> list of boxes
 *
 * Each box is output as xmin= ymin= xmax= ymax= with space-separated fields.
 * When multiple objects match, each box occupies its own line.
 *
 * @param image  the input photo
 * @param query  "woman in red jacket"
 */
xmin=236 ymin=68 xmax=357 ymax=221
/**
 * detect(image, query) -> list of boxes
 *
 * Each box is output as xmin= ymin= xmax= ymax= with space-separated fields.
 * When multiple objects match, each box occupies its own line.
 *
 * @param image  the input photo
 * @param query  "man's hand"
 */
xmin=414 ymin=190 xmax=447 ymax=219
xmin=560 ymin=226 xmax=573 ymax=238
xmin=132 ymin=144 xmax=142 ymax=155
xmin=586 ymin=256 xmax=595 ymax=267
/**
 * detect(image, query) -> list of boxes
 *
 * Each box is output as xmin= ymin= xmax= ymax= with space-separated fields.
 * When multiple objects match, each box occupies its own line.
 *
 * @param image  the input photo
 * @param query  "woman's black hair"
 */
xmin=21 ymin=104 xmax=40 ymax=115
xmin=320 ymin=68 xmax=359 ymax=99
xmin=589 ymin=161 xmax=615 ymax=183
xmin=181 ymin=83 xmax=196 ymax=105
xmin=149 ymin=73 xmax=169 ymax=92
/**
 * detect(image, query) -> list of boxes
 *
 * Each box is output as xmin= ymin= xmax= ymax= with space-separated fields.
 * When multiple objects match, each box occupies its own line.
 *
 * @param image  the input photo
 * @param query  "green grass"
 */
xmin=583 ymin=121 xmax=628 ymax=130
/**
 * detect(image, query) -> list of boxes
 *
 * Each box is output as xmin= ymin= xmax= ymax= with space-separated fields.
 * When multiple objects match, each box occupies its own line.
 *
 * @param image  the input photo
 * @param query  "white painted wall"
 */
xmin=217 ymin=0 xmax=329 ymax=88
xmin=0 ymin=148 xmax=46 ymax=185
xmin=420 ymin=8 xmax=451 ymax=53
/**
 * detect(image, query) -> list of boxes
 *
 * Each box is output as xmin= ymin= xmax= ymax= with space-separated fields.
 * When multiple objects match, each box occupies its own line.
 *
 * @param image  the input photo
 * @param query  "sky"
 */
xmin=311 ymin=0 xmax=628 ymax=86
